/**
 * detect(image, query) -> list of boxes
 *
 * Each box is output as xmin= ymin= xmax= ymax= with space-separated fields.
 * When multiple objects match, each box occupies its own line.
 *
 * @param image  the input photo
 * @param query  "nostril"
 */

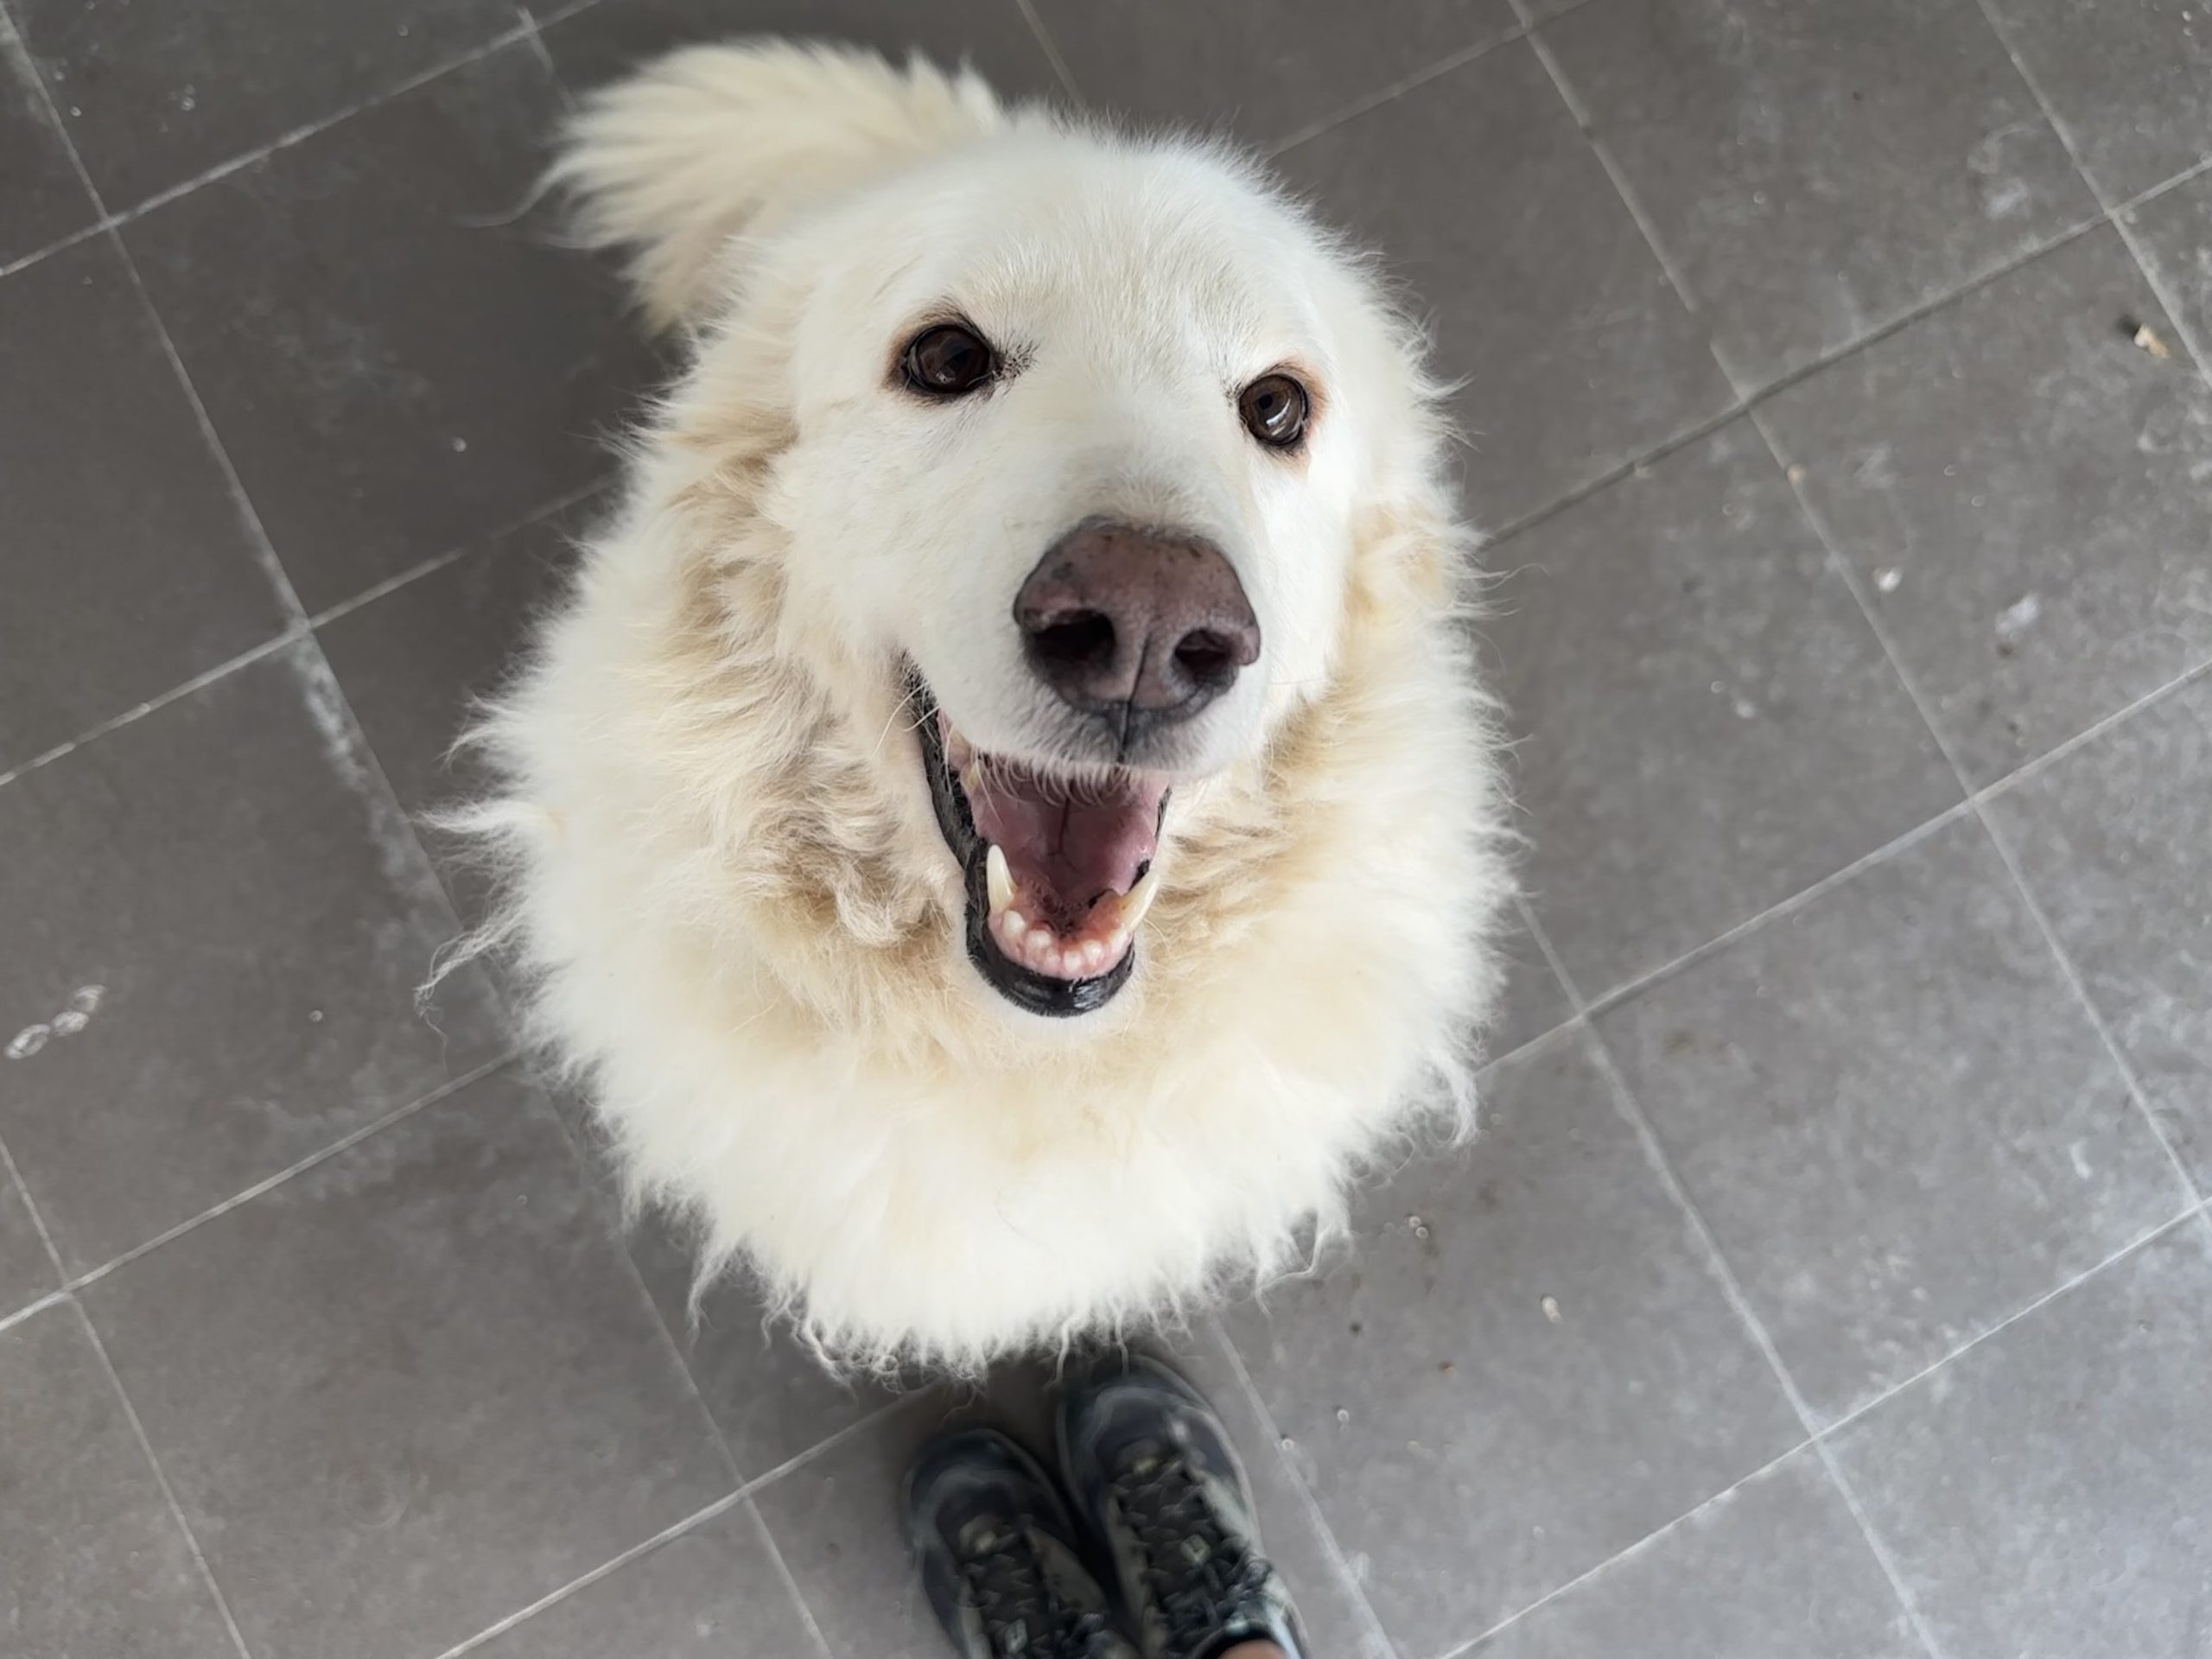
xmin=1028 ymin=610 xmax=1117 ymax=677
xmin=1172 ymin=630 xmax=1239 ymax=690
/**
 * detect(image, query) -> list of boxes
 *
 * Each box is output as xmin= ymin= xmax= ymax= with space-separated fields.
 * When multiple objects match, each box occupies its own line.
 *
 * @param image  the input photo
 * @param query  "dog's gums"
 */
xmin=914 ymin=677 xmax=1166 ymax=1016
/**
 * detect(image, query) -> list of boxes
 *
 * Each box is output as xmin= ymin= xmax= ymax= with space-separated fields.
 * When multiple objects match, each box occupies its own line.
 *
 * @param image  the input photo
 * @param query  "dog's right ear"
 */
xmin=550 ymin=40 xmax=1006 ymax=332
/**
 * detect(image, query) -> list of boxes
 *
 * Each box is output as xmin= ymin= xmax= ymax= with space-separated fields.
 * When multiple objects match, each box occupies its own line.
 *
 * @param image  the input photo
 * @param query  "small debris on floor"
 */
xmin=1280 ymin=1436 xmax=1296 ymax=1451
xmin=1406 ymin=1214 xmax=1430 ymax=1241
xmin=1786 ymin=463 xmax=1806 ymax=484
xmin=1995 ymin=591 xmax=2043 ymax=655
xmin=1541 ymin=1295 xmax=1564 ymax=1324
xmin=1335 ymin=1407 xmax=1351 ymax=1425
xmin=2123 ymin=317 xmax=2176 ymax=360
xmin=1875 ymin=567 xmax=1904 ymax=594
xmin=1438 ymin=1360 xmax=1456 ymax=1373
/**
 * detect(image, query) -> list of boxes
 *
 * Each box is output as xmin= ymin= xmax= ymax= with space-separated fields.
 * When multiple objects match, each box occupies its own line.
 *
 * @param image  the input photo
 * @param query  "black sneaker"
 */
xmin=1058 ymin=1356 xmax=1306 ymax=1659
xmin=906 ymin=1426 xmax=1141 ymax=1659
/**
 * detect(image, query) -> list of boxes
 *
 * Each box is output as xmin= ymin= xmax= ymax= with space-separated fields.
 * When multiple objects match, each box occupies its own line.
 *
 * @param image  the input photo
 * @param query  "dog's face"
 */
xmin=753 ymin=137 xmax=1414 ymax=1019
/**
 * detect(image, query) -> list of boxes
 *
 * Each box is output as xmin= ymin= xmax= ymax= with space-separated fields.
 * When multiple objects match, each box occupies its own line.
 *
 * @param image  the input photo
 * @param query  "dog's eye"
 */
xmin=1238 ymin=372 xmax=1311 ymax=449
xmin=901 ymin=323 xmax=997 ymax=396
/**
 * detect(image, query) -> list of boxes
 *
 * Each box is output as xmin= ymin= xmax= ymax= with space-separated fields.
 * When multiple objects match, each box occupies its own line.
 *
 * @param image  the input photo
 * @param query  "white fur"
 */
xmin=454 ymin=41 xmax=1515 ymax=1374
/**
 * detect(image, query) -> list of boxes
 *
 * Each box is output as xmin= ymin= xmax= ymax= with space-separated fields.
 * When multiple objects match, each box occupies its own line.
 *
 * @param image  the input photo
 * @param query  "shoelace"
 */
xmin=962 ymin=1524 xmax=1118 ymax=1658
xmin=1115 ymin=1455 xmax=1278 ymax=1658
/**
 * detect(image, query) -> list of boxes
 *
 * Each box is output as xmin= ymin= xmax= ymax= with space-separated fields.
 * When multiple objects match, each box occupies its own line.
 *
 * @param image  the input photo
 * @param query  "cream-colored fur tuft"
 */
xmin=453 ymin=40 xmax=1515 ymax=1376
xmin=550 ymin=41 xmax=1005 ymax=330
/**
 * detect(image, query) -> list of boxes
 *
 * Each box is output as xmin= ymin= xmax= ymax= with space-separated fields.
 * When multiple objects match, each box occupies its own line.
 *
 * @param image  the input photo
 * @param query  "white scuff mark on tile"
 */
xmin=1983 ymin=177 xmax=2031 ymax=220
xmin=1541 ymin=1294 xmax=1563 ymax=1324
xmin=1732 ymin=695 xmax=1759 ymax=721
xmin=1334 ymin=1407 xmax=1351 ymax=1425
xmin=1875 ymin=566 xmax=1904 ymax=594
xmin=1995 ymin=591 xmax=2043 ymax=649
xmin=288 ymin=646 xmax=434 ymax=893
xmin=2069 ymin=1141 xmax=2094 ymax=1181
xmin=5 ymin=985 xmax=107 ymax=1058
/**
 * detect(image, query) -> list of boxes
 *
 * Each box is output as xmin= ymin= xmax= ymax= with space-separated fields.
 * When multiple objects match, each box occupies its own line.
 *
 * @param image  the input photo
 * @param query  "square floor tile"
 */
xmin=470 ymin=1503 xmax=819 ymax=1658
xmin=1544 ymin=0 xmax=2089 ymax=388
xmin=124 ymin=41 xmax=652 ymax=614
xmin=1986 ymin=674 xmax=2212 ymax=1193
xmin=0 ymin=643 xmax=505 ymax=1274
xmin=0 ymin=235 xmax=289 ymax=775
xmin=81 ymin=1070 xmax=736 ymax=1659
xmin=1831 ymin=1221 xmax=2212 ymax=1659
xmin=1273 ymin=37 xmax=1734 ymax=531
xmin=614 ymin=1192 xmax=904 ymax=1483
xmin=0 ymin=11 xmax=96 ymax=265
xmin=1764 ymin=227 xmax=2212 ymax=787
xmin=10 ymin=0 xmax=521 ymax=211
xmin=540 ymin=0 xmax=1063 ymax=103
xmin=1484 ymin=418 xmax=1959 ymax=998
xmin=318 ymin=505 xmax=591 ymax=924
xmin=0 ymin=1302 xmax=237 ymax=1659
xmin=1222 ymin=1031 xmax=1802 ymax=1656
xmin=1982 ymin=0 xmax=2212 ymax=202
xmin=1599 ymin=814 xmax=2189 ymax=1427
xmin=1473 ymin=1449 xmax=1916 ymax=1659
xmin=2128 ymin=165 xmax=2212 ymax=361
xmin=0 ymin=1172 xmax=55 ymax=1320
xmin=1029 ymin=0 xmax=1515 ymax=149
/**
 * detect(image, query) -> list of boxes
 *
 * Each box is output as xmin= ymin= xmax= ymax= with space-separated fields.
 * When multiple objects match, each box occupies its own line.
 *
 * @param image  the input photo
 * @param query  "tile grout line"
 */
xmin=1518 ymin=900 xmax=1954 ymax=1659
xmin=1429 ymin=1431 xmax=1818 ymax=1659
xmin=426 ymin=1488 xmax=753 ymax=1659
xmin=1209 ymin=1319 xmax=1407 ymax=1659
xmin=62 ymin=1050 xmax=520 ymax=1297
xmin=429 ymin=1392 xmax=909 ymax=1658
xmin=0 ymin=14 xmax=541 ymax=286
xmin=1010 ymin=0 xmax=1084 ymax=108
xmin=0 ymin=1111 xmax=258 ymax=1658
xmin=1268 ymin=29 xmax=1525 ymax=161
xmin=69 ymin=1297 xmax=260 ymax=1659
xmin=0 ymin=37 xmax=264 ymax=1656
xmin=1511 ymin=8 xmax=2190 ymax=1632
xmin=0 ymin=474 xmax=603 ymax=795
xmin=534 ymin=1096 xmax=840 ymax=1659
xmin=1427 ymin=1189 xmax=2209 ymax=1659
xmin=1970 ymin=0 xmax=2212 ymax=393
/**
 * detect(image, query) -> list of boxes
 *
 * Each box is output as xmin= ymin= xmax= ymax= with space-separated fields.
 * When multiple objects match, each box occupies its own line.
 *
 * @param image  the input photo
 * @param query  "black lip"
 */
xmin=912 ymin=675 xmax=1139 ymax=1018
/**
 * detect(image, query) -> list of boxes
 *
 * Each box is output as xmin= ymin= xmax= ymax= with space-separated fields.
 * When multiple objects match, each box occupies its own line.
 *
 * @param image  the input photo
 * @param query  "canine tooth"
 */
xmin=986 ymin=844 xmax=1015 ymax=913
xmin=1119 ymin=867 xmax=1161 ymax=932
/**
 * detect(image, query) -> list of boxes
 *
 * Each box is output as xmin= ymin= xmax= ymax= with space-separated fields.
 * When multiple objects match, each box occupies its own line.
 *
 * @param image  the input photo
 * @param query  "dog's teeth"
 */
xmin=986 ymin=844 xmax=1015 ymax=913
xmin=1081 ymin=939 xmax=1107 ymax=972
xmin=999 ymin=908 xmax=1028 ymax=945
xmin=1119 ymin=867 xmax=1161 ymax=932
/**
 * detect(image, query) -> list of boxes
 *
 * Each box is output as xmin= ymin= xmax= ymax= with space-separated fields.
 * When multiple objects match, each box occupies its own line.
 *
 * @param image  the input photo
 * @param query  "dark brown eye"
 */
xmin=901 ymin=322 xmax=997 ymax=396
xmin=1238 ymin=372 xmax=1311 ymax=448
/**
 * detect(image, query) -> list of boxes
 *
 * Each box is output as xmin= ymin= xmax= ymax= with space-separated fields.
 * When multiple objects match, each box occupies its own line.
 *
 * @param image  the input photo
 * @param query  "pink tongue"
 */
xmin=969 ymin=767 xmax=1164 ymax=933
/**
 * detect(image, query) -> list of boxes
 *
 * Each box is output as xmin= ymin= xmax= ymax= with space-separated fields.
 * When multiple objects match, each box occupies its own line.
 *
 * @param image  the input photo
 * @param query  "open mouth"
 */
xmin=912 ymin=677 xmax=1166 ymax=1017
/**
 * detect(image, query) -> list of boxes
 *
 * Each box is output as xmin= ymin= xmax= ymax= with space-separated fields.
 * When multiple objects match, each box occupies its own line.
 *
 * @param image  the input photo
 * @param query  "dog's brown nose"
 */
xmin=1014 ymin=520 xmax=1261 ymax=725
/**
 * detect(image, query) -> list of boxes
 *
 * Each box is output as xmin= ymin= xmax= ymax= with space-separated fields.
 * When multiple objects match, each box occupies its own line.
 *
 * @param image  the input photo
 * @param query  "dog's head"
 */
xmin=566 ymin=48 xmax=1452 ymax=1023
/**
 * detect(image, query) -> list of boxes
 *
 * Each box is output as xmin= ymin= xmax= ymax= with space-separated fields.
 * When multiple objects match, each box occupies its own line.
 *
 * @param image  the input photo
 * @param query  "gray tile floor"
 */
xmin=3 ymin=1 xmax=2209 ymax=1655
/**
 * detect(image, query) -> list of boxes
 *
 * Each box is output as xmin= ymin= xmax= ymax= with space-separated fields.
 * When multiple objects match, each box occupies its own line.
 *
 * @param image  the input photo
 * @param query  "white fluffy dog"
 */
xmin=457 ymin=41 xmax=1513 ymax=1372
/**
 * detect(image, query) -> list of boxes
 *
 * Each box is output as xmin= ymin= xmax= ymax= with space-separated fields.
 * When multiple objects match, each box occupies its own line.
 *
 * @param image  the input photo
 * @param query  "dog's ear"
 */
xmin=551 ymin=41 xmax=1005 ymax=331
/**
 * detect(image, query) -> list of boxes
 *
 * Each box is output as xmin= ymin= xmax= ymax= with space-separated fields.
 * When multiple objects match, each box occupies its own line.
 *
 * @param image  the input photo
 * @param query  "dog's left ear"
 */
xmin=552 ymin=40 xmax=1006 ymax=331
